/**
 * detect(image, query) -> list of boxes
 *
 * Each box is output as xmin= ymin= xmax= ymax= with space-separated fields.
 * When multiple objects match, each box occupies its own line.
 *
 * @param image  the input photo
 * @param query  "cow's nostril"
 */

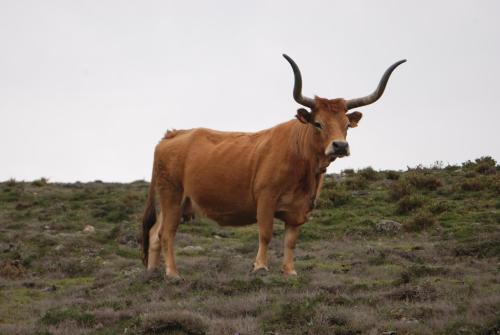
xmin=333 ymin=141 xmax=348 ymax=150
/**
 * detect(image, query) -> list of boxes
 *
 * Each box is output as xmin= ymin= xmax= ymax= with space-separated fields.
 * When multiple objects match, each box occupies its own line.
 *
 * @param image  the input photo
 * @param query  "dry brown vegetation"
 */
xmin=0 ymin=157 xmax=499 ymax=334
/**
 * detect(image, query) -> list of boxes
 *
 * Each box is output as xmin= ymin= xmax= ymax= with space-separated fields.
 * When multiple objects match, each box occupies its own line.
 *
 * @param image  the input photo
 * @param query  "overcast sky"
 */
xmin=1 ymin=0 xmax=499 ymax=182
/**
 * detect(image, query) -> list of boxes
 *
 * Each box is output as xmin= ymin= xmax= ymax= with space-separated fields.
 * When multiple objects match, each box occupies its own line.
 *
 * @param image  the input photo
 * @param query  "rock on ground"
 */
xmin=376 ymin=220 xmax=402 ymax=233
xmin=83 ymin=225 xmax=96 ymax=233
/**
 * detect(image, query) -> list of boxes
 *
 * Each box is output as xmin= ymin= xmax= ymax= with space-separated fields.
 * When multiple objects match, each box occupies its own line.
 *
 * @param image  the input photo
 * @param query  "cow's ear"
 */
xmin=296 ymin=108 xmax=312 ymax=124
xmin=346 ymin=111 xmax=362 ymax=128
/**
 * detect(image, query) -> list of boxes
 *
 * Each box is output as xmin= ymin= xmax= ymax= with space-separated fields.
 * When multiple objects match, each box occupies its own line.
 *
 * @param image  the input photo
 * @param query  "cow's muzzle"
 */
xmin=331 ymin=141 xmax=350 ymax=157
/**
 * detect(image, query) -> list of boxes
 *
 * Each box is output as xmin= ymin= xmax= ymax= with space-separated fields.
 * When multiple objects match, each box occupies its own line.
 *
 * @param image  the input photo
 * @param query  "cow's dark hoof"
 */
xmin=165 ymin=272 xmax=184 ymax=283
xmin=142 ymin=268 xmax=162 ymax=283
xmin=251 ymin=265 xmax=269 ymax=277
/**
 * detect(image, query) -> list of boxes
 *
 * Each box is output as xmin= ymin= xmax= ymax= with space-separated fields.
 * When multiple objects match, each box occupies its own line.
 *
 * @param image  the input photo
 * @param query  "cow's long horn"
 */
xmin=283 ymin=54 xmax=315 ymax=109
xmin=346 ymin=59 xmax=406 ymax=110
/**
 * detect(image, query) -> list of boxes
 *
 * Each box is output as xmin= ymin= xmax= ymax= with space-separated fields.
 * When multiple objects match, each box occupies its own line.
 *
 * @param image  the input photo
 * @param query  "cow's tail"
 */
xmin=141 ymin=171 xmax=157 ymax=267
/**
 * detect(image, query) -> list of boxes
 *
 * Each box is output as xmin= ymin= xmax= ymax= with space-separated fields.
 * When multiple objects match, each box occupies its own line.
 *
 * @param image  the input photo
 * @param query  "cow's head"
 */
xmin=283 ymin=54 xmax=405 ymax=159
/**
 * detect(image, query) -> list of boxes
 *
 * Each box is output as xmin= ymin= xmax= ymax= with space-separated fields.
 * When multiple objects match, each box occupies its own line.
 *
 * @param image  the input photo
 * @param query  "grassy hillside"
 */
xmin=0 ymin=157 xmax=499 ymax=335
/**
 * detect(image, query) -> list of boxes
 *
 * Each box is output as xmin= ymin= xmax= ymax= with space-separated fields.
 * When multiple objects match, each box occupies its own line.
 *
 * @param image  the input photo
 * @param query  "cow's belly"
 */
xmin=183 ymin=151 xmax=257 ymax=226
xmin=187 ymin=194 xmax=257 ymax=227
xmin=275 ymin=191 xmax=314 ymax=224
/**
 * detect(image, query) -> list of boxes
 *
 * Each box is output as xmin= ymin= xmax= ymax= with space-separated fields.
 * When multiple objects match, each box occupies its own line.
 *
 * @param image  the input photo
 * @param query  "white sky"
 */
xmin=1 ymin=0 xmax=499 ymax=182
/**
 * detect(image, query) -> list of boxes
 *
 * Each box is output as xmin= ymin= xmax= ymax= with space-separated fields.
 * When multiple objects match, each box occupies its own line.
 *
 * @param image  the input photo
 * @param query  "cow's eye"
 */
xmin=313 ymin=121 xmax=323 ymax=130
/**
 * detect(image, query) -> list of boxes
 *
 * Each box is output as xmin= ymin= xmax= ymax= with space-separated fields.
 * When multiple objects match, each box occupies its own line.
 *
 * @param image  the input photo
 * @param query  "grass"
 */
xmin=0 ymin=157 xmax=499 ymax=334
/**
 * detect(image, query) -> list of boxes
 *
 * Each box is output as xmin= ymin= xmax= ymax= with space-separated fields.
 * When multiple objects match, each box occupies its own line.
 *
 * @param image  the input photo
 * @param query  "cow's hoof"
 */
xmin=165 ymin=271 xmax=183 ymax=282
xmin=142 ymin=268 xmax=162 ymax=282
xmin=282 ymin=269 xmax=298 ymax=277
xmin=252 ymin=264 xmax=269 ymax=276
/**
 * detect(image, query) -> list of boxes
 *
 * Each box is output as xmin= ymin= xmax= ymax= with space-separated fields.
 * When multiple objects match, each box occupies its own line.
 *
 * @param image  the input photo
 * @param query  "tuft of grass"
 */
xmin=40 ymin=308 xmax=96 ymax=327
xmin=387 ymin=283 xmax=437 ymax=302
xmin=220 ymin=278 xmax=265 ymax=294
xmin=262 ymin=298 xmax=318 ymax=333
xmin=141 ymin=310 xmax=208 ymax=335
xmin=58 ymin=257 xmax=100 ymax=277
xmin=454 ymin=233 xmax=500 ymax=258
xmin=92 ymin=199 xmax=135 ymax=223
xmin=396 ymin=264 xmax=447 ymax=284
xmin=429 ymin=201 xmax=450 ymax=214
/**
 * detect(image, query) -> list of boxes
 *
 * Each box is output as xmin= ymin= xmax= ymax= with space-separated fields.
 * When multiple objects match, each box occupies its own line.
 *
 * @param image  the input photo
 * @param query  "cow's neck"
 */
xmin=290 ymin=120 xmax=329 ymax=174
xmin=288 ymin=121 xmax=330 ymax=202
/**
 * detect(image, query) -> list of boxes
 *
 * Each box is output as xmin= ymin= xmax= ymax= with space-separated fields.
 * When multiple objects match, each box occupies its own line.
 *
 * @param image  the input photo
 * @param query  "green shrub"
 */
xmin=429 ymin=201 xmax=450 ymax=214
xmin=6 ymin=178 xmax=17 ymax=187
xmin=1 ymin=188 xmax=22 ymax=202
xmin=463 ymin=156 xmax=497 ymax=175
xmin=59 ymin=257 xmax=99 ymax=276
xmin=368 ymin=251 xmax=387 ymax=265
xmin=444 ymin=164 xmax=460 ymax=171
xmin=342 ymin=175 xmax=369 ymax=190
xmin=396 ymin=195 xmax=425 ymax=214
xmin=323 ymin=187 xmax=351 ymax=207
xmin=405 ymin=172 xmax=442 ymax=191
xmin=492 ymin=178 xmax=500 ymax=194
xmin=389 ymin=180 xmax=412 ymax=201
xmin=92 ymin=199 xmax=134 ymax=222
xmin=70 ymin=189 xmax=93 ymax=201
xmin=357 ymin=167 xmax=379 ymax=181
xmin=32 ymin=177 xmax=49 ymax=187
xmin=405 ymin=210 xmax=436 ymax=231
xmin=464 ymin=170 xmax=477 ymax=178
xmin=341 ymin=169 xmax=355 ymax=177
xmin=461 ymin=177 xmax=486 ymax=191
xmin=385 ymin=170 xmax=401 ymax=180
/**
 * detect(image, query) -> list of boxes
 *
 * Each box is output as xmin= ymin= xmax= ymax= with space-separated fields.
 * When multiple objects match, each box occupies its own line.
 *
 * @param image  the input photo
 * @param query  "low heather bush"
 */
xmin=405 ymin=172 xmax=443 ymax=191
xmin=405 ymin=210 xmax=437 ymax=231
xmin=396 ymin=195 xmax=426 ymax=214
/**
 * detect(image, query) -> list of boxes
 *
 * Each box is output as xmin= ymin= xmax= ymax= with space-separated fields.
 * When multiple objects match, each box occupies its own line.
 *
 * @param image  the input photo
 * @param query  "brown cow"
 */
xmin=142 ymin=55 xmax=405 ymax=279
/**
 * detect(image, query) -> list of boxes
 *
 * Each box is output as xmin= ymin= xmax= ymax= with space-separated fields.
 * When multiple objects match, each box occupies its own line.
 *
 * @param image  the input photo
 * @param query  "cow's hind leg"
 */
xmin=159 ymin=198 xmax=182 ymax=279
xmin=146 ymin=215 xmax=163 ymax=271
xmin=282 ymin=222 xmax=300 ymax=276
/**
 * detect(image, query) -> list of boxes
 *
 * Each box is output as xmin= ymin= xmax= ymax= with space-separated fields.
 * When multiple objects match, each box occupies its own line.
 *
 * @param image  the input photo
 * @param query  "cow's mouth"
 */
xmin=328 ymin=151 xmax=350 ymax=160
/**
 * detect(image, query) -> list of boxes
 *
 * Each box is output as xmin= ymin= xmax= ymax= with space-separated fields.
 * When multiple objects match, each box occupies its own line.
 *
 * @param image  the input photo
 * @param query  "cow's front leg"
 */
xmin=282 ymin=222 xmax=301 ymax=276
xmin=253 ymin=197 xmax=276 ymax=272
